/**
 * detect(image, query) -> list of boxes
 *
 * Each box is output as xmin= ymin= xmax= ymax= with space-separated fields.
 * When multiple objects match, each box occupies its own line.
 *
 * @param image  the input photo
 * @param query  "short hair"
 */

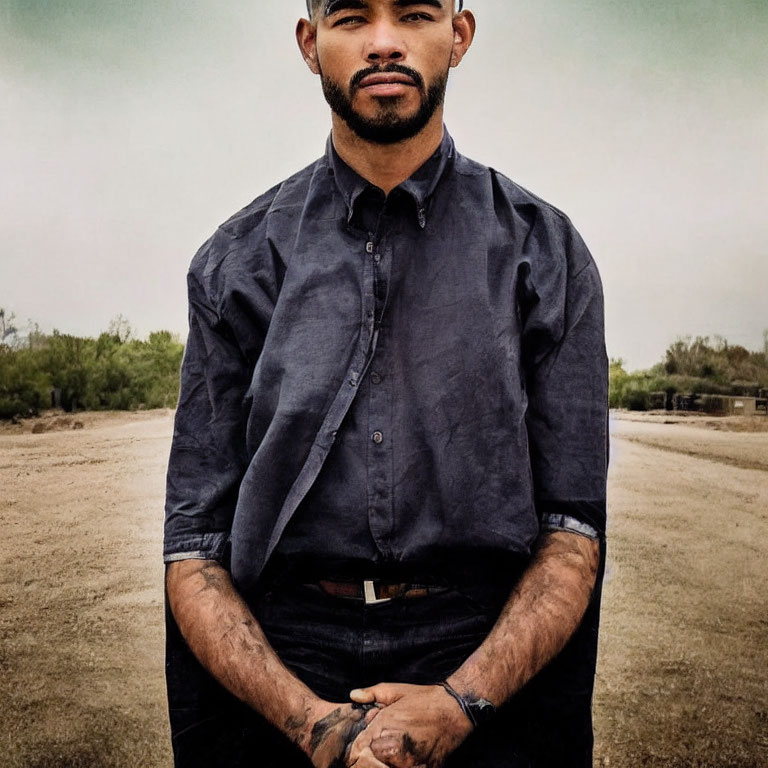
xmin=306 ymin=1 xmax=464 ymax=19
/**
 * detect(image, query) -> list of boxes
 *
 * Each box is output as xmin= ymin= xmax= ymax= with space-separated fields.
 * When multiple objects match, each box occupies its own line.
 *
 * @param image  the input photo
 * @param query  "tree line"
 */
xmin=1 ymin=309 xmax=767 ymax=419
xmin=0 ymin=311 xmax=184 ymax=419
xmin=610 ymin=334 xmax=768 ymax=410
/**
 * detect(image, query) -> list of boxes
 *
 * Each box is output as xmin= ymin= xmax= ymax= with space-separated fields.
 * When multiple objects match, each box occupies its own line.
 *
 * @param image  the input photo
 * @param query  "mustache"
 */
xmin=350 ymin=64 xmax=426 ymax=93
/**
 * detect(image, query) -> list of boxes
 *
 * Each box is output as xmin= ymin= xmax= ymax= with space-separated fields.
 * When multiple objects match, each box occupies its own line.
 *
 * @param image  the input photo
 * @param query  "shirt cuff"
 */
xmin=537 ymin=498 xmax=606 ymax=539
xmin=541 ymin=513 xmax=600 ymax=541
xmin=163 ymin=532 xmax=230 ymax=564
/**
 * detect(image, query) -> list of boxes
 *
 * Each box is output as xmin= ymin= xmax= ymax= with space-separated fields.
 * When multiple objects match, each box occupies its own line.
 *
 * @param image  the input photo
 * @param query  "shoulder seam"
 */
xmin=217 ymin=156 xmax=326 ymax=238
xmin=490 ymin=168 xmax=573 ymax=224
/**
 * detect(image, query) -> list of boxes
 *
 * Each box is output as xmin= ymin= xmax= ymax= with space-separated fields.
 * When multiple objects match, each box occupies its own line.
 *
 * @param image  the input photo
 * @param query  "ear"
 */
xmin=296 ymin=17 xmax=321 ymax=75
xmin=450 ymin=10 xmax=476 ymax=68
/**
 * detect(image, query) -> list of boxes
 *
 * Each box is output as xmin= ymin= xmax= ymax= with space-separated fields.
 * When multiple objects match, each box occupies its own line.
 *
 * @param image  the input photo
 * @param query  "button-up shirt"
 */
xmin=164 ymin=131 xmax=608 ymax=596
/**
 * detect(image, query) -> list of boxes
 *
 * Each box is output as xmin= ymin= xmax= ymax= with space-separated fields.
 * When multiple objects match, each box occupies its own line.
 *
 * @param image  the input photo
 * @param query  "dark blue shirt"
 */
xmin=164 ymin=131 xmax=608 ymax=596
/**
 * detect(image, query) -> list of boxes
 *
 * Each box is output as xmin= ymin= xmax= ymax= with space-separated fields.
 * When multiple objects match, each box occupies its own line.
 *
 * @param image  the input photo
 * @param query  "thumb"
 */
xmin=349 ymin=687 xmax=376 ymax=704
xmin=350 ymin=683 xmax=404 ymax=706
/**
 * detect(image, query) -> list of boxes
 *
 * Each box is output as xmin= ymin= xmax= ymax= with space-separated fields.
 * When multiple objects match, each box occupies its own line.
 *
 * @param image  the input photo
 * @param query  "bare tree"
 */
xmin=108 ymin=314 xmax=133 ymax=344
xmin=0 ymin=308 xmax=18 ymax=345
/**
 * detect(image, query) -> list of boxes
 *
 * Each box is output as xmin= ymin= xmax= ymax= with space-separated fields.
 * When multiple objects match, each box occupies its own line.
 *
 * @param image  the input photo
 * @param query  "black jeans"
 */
xmin=166 ymin=564 xmax=603 ymax=768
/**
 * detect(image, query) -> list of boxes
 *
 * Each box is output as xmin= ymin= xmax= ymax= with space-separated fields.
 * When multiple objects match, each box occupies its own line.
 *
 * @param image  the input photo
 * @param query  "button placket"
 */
xmin=360 ymin=236 xmax=377 ymax=352
xmin=366 ymin=228 xmax=394 ymax=558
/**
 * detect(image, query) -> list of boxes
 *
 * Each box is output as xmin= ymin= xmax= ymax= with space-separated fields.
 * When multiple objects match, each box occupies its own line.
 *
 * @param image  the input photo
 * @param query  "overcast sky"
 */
xmin=1 ymin=0 xmax=766 ymax=370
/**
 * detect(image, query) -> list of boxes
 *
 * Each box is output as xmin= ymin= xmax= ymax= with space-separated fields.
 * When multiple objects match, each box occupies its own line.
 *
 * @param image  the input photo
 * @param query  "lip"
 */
xmin=358 ymin=73 xmax=417 ymax=92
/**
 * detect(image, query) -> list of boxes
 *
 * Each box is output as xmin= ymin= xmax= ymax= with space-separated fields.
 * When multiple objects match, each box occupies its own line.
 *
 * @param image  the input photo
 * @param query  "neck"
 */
xmin=330 ymin=110 xmax=445 ymax=196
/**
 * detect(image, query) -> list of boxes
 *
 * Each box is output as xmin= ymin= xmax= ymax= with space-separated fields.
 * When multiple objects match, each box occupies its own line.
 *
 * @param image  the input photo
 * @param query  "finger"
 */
xmin=349 ymin=745 xmax=391 ymax=768
xmin=350 ymin=683 xmax=407 ymax=706
xmin=369 ymin=734 xmax=407 ymax=763
xmin=347 ymin=727 xmax=374 ymax=764
xmin=347 ymin=725 xmax=407 ymax=766
xmin=365 ymin=706 xmax=382 ymax=725
xmin=350 ymin=687 xmax=377 ymax=704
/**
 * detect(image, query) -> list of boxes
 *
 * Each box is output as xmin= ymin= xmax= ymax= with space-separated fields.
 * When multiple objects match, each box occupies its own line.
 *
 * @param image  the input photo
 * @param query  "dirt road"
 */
xmin=1 ymin=410 xmax=766 ymax=767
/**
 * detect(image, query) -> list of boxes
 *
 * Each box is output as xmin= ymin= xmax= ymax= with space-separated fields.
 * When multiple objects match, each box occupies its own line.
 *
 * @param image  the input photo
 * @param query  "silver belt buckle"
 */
xmin=363 ymin=579 xmax=392 ymax=605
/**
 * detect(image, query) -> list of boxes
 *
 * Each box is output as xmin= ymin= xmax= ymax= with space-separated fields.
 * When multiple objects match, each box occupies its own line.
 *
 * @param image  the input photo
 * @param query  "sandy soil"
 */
xmin=1 ymin=409 xmax=767 ymax=767
xmin=1 ymin=410 xmax=173 ymax=768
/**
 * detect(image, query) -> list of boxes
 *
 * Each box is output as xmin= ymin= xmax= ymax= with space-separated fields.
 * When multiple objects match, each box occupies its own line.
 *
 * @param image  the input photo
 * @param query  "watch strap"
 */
xmin=437 ymin=681 xmax=496 ymax=727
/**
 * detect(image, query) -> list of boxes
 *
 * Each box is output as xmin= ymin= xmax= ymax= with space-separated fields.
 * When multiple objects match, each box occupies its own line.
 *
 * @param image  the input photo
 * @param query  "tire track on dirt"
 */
xmin=614 ymin=434 xmax=768 ymax=473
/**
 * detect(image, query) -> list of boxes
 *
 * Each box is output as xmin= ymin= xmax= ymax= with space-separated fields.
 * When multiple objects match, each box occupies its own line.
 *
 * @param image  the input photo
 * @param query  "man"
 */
xmin=164 ymin=1 xmax=608 ymax=767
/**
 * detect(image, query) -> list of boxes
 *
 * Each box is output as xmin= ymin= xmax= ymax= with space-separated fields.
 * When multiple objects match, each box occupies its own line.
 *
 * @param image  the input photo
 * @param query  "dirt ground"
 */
xmin=1 ymin=409 xmax=767 ymax=767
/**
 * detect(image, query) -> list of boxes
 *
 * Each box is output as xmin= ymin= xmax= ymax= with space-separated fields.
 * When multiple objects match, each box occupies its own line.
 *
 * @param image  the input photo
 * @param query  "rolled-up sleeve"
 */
xmin=521 ymin=216 xmax=609 ymax=538
xmin=163 ymin=244 xmax=252 ymax=564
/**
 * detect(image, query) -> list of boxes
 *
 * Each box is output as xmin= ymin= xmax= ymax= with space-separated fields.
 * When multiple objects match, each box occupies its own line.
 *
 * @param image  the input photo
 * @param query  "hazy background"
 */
xmin=1 ymin=0 xmax=766 ymax=370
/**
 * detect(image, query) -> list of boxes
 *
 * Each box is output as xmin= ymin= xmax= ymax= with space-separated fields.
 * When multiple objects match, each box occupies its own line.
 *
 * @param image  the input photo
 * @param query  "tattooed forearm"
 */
xmin=168 ymin=561 xmax=376 ymax=766
xmin=447 ymin=531 xmax=600 ymax=707
xmin=166 ymin=560 xmax=327 ymax=755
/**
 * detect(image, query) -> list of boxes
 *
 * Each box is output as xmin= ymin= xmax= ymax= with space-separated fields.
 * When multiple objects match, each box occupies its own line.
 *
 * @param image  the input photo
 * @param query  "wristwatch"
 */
xmin=438 ymin=681 xmax=497 ymax=727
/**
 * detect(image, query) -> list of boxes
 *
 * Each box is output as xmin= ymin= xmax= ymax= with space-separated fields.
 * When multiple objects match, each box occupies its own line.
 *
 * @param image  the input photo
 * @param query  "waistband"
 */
xmin=258 ymin=550 xmax=529 ymax=593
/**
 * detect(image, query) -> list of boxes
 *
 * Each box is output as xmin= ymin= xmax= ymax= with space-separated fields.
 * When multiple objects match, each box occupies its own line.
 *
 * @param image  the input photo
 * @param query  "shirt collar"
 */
xmin=326 ymin=128 xmax=455 ymax=230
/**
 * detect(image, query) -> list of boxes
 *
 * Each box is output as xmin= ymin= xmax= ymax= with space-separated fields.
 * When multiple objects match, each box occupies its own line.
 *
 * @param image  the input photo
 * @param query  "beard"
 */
xmin=321 ymin=63 xmax=448 ymax=145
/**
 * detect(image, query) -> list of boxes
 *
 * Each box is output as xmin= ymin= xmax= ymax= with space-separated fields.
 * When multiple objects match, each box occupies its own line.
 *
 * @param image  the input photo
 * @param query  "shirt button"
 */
xmin=372 ymin=431 xmax=384 ymax=445
xmin=371 ymin=372 xmax=382 ymax=385
xmin=373 ymin=253 xmax=381 ymax=264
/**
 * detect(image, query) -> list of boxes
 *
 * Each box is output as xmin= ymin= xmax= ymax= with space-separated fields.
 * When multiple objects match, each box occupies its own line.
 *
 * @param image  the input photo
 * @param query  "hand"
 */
xmin=294 ymin=699 xmax=375 ymax=768
xmin=345 ymin=683 xmax=473 ymax=768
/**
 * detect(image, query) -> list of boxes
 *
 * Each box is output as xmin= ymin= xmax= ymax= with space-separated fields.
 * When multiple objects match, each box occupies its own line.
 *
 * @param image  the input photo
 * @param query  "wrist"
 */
xmin=283 ymin=691 xmax=328 ymax=754
xmin=438 ymin=680 xmax=497 ymax=728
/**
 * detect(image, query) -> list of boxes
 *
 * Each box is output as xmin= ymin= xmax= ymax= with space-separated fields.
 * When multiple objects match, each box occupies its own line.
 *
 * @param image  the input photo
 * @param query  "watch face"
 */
xmin=468 ymin=697 xmax=496 ymax=724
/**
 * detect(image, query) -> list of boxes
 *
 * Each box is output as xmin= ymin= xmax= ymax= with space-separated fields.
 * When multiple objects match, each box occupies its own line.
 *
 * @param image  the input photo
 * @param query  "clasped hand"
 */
xmin=303 ymin=683 xmax=471 ymax=768
xmin=346 ymin=683 xmax=473 ymax=768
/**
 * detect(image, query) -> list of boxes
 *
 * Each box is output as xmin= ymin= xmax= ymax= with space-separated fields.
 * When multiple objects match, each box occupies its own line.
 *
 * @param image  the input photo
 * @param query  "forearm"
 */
xmin=166 ymin=559 xmax=318 ymax=748
xmin=447 ymin=531 xmax=600 ymax=706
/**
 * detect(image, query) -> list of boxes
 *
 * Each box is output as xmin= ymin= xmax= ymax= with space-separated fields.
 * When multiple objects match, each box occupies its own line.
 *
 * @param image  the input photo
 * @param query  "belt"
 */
xmin=313 ymin=579 xmax=449 ymax=605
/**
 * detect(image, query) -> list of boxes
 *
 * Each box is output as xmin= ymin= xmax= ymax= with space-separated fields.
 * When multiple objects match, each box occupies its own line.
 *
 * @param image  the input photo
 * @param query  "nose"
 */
xmin=365 ymin=20 xmax=405 ymax=64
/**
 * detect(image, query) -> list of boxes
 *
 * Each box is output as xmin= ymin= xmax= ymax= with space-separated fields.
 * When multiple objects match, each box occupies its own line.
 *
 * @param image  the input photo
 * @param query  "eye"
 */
xmin=332 ymin=14 xmax=367 ymax=26
xmin=401 ymin=12 xmax=434 ymax=22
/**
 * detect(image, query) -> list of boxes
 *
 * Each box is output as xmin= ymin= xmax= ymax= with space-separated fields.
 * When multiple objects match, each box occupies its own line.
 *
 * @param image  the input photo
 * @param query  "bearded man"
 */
xmin=163 ymin=2 xmax=609 ymax=767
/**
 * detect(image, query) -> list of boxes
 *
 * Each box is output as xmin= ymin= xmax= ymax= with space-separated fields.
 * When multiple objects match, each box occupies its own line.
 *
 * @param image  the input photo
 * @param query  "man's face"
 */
xmin=309 ymin=1 xmax=460 ymax=144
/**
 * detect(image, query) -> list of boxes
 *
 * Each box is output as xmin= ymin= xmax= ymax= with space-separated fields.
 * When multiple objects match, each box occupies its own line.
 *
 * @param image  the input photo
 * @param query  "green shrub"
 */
xmin=0 ymin=317 xmax=184 ymax=419
xmin=609 ymin=335 xmax=768 ymax=411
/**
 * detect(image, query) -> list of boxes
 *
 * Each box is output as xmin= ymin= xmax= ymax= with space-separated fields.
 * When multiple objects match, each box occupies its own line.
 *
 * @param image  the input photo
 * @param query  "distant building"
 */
xmin=697 ymin=395 xmax=758 ymax=416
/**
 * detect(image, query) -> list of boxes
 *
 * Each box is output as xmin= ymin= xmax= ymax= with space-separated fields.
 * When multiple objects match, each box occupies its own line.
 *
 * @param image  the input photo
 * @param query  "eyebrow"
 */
xmin=393 ymin=0 xmax=445 ymax=7
xmin=322 ymin=0 xmax=446 ymax=16
xmin=323 ymin=0 xmax=366 ymax=15
xmin=394 ymin=0 xmax=445 ymax=8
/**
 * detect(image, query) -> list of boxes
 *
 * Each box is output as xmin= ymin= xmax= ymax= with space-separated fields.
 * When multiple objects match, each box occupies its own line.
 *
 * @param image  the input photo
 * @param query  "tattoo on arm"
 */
xmin=166 ymin=559 xmax=323 ymax=746
xmin=198 ymin=561 xmax=226 ymax=589
xmin=448 ymin=531 xmax=600 ymax=707
xmin=284 ymin=706 xmax=310 ymax=737
xmin=306 ymin=704 xmax=375 ymax=768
